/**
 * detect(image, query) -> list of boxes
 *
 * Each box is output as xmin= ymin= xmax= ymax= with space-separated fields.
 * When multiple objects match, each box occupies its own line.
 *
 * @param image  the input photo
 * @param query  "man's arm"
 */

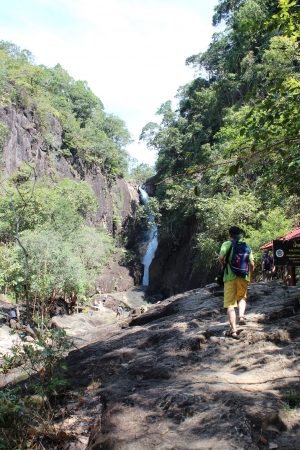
xmin=219 ymin=254 xmax=225 ymax=269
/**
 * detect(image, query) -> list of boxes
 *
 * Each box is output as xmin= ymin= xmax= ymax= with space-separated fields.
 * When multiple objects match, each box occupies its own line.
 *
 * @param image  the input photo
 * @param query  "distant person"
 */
xmin=96 ymin=299 xmax=104 ymax=310
xmin=272 ymin=261 xmax=278 ymax=280
xmin=261 ymin=250 xmax=273 ymax=282
xmin=7 ymin=308 xmax=17 ymax=321
xmin=116 ymin=305 xmax=123 ymax=319
xmin=219 ymin=226 xmax=254 ymax=339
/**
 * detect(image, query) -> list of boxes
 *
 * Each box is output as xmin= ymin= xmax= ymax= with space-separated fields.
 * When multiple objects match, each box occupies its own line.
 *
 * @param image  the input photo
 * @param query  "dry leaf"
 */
xmin=56 ymin=430 xmax=69 ymax=440
xmin=261 ymin=436 xmax=268 ymax=445
xmin=27 ymin=428 xmax=38 ymax=436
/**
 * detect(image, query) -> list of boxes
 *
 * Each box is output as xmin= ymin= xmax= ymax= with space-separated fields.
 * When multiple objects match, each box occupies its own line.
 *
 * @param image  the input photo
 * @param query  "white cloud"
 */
xmin=0 ymin=0 xmax=217 ymax=165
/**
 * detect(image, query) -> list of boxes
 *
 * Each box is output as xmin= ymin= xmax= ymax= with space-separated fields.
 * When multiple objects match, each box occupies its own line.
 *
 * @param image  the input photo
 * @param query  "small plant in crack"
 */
xmin=283 ymin=389 xmax=300 ymax=410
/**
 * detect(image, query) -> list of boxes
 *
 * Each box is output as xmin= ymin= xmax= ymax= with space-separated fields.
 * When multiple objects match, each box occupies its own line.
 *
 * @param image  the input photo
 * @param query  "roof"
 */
xmin=260 ymin=227 xmax=300 ymax=251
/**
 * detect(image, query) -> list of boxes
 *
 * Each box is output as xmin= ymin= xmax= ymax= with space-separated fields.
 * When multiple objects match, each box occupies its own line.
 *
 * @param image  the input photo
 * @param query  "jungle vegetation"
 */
xmin=0 ymin=0 xmax=300 ymax=309
xmin=0 ymin=2 xmax=300 ymax=446
xmin=140 ymin=0 xmax=300 ymax=280
xmin=0 ymin=41 xmax=140 ymax=314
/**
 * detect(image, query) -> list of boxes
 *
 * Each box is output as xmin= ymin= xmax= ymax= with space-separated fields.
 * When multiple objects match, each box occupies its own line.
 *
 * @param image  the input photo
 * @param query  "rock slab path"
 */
xmin=60 ymin=281 xmax=300 ymax=450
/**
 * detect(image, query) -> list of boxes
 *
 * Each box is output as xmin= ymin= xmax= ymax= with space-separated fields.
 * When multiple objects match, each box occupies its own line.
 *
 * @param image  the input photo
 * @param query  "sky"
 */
xmin=0 ymin=0 xmax=219 ymax=167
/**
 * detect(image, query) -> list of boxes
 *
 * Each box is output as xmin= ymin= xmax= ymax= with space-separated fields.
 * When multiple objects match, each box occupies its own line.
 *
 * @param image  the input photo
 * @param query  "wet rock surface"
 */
xmin=58 ymin=281 xmax=300 ymax=450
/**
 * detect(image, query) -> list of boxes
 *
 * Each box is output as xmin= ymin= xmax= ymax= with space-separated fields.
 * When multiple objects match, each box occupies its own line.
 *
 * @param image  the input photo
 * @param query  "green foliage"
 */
xmin=283 ymin=389 xmax=300 ymax=410
xmin=0 ymin=41 xmax=131 ymax=176
xmin=0 ymin=173 xmax=116 ymax=305
xmin=193 ymin=190 xmax=260 ymax=272
xmin=73 ymin=226 xmax=115 ymax=276
xmin=0 ymin=121 xmax=9 ymax=151
xmin=139 ymin=0 xmax=300 ymax=284
xmin=129 ymin=162 xmax=155 ymax=185
xmin=1 ymin=327 xmax=74 ymax=394
xmin=246 ymin=208 xmax=293 ymax=271
xmin=20 ymin=228 xmax=87 ymax=302
xmin=0 ymin=175 xmax=98 ymax=240
xmin=0 ymin=387 xmax=26 ymax=449
xmin=0 ymin=244 xmax=24 ymax=300
xmin=0 ymin=327 xmax=75 ymax=449
xmin=2 ymin=224 xmax=115 ymax=305
xmin=135 ymin=196 xmax=161 ymax=232
xmin=79 ymin=110 xmax=131 ymax=175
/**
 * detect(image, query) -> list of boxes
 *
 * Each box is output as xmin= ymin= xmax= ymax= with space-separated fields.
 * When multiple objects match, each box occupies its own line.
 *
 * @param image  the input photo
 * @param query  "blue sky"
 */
xmin=1 ymin=0 xmax=219 ymax=166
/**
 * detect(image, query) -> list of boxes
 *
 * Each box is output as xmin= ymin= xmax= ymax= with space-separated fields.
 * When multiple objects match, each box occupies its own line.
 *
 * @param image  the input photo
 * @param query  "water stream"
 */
xmin=139 ymin=186 xmax=158 ymax=286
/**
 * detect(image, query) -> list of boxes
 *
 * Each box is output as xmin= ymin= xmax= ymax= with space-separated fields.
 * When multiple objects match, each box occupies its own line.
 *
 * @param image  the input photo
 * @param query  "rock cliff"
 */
xmin=149 ymin=231 xmax=204 ymax=298
xmin=0 ymin=105 xmax=139 ymax=234
xmin=0 ymin=105 xmax=142 ymax=290
xmin=148 ymin=215 xmax=217 ymax=298
xmin=144 ymin=175 xmax=156 ymax=197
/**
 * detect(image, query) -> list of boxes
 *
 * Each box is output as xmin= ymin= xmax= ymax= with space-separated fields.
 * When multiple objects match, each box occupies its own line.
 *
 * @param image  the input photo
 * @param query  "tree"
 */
xmin=139 ymin=0 xmax=299 ymax=284
xmin=0 ymin=171 xmax=116 ymax=314
xmin=129 ymin=163 xmax=155 ymax=185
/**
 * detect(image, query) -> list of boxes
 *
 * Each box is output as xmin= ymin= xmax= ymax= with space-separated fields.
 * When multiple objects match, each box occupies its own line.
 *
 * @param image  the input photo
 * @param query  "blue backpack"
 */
xmin=228 ymin=240 xmax=251 ymax=277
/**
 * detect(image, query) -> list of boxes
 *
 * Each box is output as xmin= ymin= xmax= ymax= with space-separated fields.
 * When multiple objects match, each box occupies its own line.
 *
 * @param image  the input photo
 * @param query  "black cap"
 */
xmin=229 ymin=226 xmax=243 ymax=240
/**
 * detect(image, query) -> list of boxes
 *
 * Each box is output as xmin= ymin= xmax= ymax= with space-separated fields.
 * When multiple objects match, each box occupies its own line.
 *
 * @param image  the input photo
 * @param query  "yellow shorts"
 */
xmin=224 ymin=277 xmax=249 ymax=308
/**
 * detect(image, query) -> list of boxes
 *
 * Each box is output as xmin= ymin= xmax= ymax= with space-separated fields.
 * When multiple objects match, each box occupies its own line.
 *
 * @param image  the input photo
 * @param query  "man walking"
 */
xmin=261 ymin=250 xmax=273 ymax=282
xmin=219 ymin=226 xmax=254 ymax=339
xmin=7 ymin=308 xmax=17 ymax=322
xmin=116 ymin=305 xmax=123 ymax=319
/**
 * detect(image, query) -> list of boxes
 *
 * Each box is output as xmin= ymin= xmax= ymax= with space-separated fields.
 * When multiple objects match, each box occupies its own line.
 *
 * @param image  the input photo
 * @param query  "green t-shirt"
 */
xmin=220 ymin=240 xmax=254 ymax=282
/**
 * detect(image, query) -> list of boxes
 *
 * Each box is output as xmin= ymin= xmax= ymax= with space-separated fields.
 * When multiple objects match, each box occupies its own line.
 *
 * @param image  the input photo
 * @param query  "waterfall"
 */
xmin=139 ymin=186 xmax=158 ymax=286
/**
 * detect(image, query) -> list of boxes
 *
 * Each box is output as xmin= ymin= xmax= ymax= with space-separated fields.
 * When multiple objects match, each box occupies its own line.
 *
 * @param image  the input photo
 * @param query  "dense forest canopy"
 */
xmin=140 ymin=0 xmax=300 ymax=279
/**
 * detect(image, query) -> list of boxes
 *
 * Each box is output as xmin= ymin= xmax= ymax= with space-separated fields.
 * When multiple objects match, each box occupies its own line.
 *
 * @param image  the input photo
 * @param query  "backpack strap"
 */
xmin=224 ymin=240 xmax=234 ymax=274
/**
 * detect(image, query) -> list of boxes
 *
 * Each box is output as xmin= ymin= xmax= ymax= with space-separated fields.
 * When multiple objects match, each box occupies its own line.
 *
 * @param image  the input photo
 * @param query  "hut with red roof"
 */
xmin=260 ymin=227 xmax=300 ymax=285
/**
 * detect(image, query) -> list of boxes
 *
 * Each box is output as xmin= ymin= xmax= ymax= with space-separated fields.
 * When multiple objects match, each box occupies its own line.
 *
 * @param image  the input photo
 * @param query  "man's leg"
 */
xmin=267 ymin=271 xmax=272 ymax=282
xmin=262 ymin=271 xmax=267 ymax=282
xmin=227 ymin=307 xmax=237 ymax=331
xmin=224 ymin=279 xmax=238 ymax=335
xmin=236 ymin=278 xmax=249 ymax=323
xmin=238 ymin=299 xmax=246 ymax=319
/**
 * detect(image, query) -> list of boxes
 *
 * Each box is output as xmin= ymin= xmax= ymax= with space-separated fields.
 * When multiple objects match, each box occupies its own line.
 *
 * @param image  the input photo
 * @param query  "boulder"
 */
xmin=131 ymin=308 xmax=141 ymax=317
xmin=9 ymin=319 xmax=17 ymax=329
xmin=24 ymin=325 xmax=36 ymax=338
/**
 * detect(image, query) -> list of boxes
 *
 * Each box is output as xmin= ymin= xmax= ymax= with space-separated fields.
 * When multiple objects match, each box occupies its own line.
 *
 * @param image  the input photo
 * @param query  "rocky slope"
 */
xmin=49 ymin=280 xmax=300 ymax=450
xmin=1 ymin=280 xmax=300 ymax=449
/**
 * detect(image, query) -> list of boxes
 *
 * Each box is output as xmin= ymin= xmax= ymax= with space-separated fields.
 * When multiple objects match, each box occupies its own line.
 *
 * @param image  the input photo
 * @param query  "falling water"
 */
xmin=139 ymin=186 xmax=158 ymax=286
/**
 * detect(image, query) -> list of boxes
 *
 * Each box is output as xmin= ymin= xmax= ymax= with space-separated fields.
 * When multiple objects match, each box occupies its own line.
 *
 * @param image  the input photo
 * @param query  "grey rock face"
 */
xmin=0 ymin=105 xmax=65 ymax=178
xmin=144 ymin=175 xmax=156 ymax=196
xmin=0 ymin=105 xmax=140 ymax=235
xmin=149 ymin=232 xmax=204 ymax=297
